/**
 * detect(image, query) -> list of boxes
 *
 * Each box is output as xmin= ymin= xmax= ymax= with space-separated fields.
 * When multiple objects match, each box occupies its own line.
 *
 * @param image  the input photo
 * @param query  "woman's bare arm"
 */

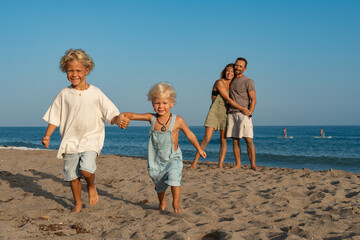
xmin=215 ymin=80 xmax=251 ymax=116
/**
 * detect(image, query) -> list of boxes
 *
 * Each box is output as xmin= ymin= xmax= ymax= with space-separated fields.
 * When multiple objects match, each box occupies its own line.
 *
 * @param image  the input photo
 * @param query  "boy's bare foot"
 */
xmin=233 ymin=164 xmax=241 ymax=169
xmin=173 ymin=203 xmax=183 ymax=213
xmin=87 ymin=185 xmax=99 ymax=206
xmin=251 ymin=165 xmax=258 ymax=171
xmin=71 ymin=203 xmax=82 ymax=213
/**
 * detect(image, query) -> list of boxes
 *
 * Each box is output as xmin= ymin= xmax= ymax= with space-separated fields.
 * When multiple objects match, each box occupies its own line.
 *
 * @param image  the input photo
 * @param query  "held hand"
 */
xmin=241 ymin=108 xmax=251 ymax=116
xmin=198 ymin=150 xmax=207 ymax=159
xmin=117 ymin=113 xmax=130 ymax=129
xmin=41 ymin=136 xmax=50 ymax=148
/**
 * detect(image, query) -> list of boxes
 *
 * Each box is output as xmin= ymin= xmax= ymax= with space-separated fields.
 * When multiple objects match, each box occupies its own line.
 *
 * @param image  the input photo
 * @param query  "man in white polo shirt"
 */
xmin=227 ymin=57 xmax=257 ymax=171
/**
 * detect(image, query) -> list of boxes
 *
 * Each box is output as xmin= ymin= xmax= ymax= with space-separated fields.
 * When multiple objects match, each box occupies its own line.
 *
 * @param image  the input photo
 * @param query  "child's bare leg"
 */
xmin=171 ymin=186 xmax=183 ymax=213
xmin=157 ymin=191 xmax=166 ymax=211
xmin=70 ymin=178 xmax=82 ymax=213
xmin=81 ymin=170 xmax=99 ymax=206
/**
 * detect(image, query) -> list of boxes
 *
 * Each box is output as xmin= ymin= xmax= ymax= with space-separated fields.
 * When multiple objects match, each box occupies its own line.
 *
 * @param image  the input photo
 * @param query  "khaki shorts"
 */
xmin=226 ymin=112 xmax=253 ymax=139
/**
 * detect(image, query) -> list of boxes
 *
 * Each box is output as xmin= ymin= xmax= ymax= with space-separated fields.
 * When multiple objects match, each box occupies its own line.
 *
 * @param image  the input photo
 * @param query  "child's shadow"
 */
xmin=34 ymin=170 xmax=154 ymax=209
xmin=0 ymin=170 xmax=154 ymax=210
xmin=0 ymin=170 xmax=70 ymax=208
xmin=97 ymin=182 xmax=156 ymax=211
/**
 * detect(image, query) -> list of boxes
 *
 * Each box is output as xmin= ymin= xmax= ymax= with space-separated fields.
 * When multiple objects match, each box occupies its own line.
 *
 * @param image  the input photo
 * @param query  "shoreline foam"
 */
xmin=0 ymin=146 xmax=43 ymax=151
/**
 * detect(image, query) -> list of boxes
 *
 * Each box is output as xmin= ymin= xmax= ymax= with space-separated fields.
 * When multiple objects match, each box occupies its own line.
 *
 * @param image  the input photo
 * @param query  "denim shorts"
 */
xmin=62 ymin=151 xmax=97 ymax=181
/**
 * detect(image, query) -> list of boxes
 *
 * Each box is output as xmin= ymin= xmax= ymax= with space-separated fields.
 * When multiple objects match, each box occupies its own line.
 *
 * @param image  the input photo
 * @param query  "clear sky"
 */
xmin=0 ymin=0 xmax=359 ymax=127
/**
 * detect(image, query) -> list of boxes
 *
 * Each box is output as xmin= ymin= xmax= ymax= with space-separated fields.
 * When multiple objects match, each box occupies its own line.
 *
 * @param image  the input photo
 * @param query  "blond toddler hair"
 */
xmin=147 ymin=82 xmax=176 ymax=102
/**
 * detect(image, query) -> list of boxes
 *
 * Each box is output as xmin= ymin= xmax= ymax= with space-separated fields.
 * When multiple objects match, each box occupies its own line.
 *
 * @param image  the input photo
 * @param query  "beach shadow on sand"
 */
xmin=0 ymin=170 xmax=70 ymax=208
xmin=0 ymin=169 xmax=155 ymax=211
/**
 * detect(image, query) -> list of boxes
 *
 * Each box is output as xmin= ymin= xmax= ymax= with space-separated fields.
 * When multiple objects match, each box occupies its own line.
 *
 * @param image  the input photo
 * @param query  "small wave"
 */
xmin=0 ymin=146 xmax=43 ymax=151
xmin=256 ymin=153 xmax=360 ymax=173
xmin=0 ymin=141 xmax=44 ymax=149
xmin=257 ymin=153 xmax=359 ymax=165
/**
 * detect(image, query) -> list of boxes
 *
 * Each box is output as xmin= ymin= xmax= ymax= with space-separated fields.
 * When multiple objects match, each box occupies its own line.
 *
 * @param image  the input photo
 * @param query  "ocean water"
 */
xmin=0 ymin=126 xmax=359 ymax=173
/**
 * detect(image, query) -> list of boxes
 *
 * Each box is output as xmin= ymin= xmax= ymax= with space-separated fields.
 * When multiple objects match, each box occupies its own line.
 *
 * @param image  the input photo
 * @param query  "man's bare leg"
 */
xmin=244 ymin=137 xmax=257 ymax=171
xmin=70 ymin=178 xmax=82 ymax=213
xmin=232 ymin=138 xmax=241 ymax=168
xmin=171 ymin=186 xmax=183 ymax=213
xmin=81 ymin=170 xmax=99 ymax=206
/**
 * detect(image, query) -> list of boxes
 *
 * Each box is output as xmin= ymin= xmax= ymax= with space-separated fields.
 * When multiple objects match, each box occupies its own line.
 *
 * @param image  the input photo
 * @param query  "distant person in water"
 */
xmin=283 ymin=128 xmax=287 ymax=138
xmin=320 ymin=128 xmax=325 ymax=138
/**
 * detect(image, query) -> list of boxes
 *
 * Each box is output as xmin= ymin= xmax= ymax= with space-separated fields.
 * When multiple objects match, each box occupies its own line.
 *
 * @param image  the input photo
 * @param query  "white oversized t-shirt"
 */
xmin=43 ymin=85 xmax=120 ymax=159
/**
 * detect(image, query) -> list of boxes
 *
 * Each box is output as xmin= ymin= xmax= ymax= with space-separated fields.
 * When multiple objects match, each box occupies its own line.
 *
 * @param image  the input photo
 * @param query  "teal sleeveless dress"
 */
xmin=147 ymin=114 xmax=183 ymax=193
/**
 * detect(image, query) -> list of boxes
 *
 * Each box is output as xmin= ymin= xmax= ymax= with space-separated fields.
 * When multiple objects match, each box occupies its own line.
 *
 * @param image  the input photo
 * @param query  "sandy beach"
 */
xmin=0 ymin=148 xmax=359 ymax=239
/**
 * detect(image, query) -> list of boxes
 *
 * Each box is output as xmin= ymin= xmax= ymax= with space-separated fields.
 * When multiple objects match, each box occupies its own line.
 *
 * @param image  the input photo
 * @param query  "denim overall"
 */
xmin=147 ymin=114 xmax=183 ymax=193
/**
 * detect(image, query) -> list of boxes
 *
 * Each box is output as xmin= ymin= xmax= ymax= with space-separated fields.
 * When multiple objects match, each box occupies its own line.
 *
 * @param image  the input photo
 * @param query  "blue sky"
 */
xmin=0 ymin=0 xmax=359 ymax=126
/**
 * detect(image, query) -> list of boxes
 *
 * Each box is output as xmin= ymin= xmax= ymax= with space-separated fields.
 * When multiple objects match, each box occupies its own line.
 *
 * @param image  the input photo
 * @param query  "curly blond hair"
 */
xmin=147 ymin=82 xmax=176 ymax=102
xmin=59 ymin=49 xmax=95 ymax=73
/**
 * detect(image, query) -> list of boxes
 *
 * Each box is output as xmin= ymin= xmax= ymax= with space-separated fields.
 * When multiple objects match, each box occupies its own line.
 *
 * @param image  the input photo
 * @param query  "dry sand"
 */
xmin=0 ymin=148 xmax=359 ymax=239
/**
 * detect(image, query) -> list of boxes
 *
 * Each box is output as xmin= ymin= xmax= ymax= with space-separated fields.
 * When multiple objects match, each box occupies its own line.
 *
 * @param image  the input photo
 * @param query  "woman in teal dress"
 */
xmin=190 ymin=63 xmax=250 ymax=168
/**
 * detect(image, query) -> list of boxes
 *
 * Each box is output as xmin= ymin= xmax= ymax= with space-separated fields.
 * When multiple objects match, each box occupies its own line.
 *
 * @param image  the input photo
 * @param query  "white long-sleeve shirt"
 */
xmin=43 ymin=85 xmax=120 ymax=159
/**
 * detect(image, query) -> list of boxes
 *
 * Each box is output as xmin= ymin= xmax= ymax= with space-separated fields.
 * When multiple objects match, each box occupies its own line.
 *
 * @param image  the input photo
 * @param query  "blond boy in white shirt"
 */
xmin=42 ymin=49 xmax=128 ymax=212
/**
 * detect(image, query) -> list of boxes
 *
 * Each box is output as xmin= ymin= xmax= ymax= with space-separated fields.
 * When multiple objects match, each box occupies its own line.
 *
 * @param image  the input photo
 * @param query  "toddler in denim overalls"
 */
xmin=121 ymin=82 xmax=206 ymax=213
xmin=148 ymin=114 xmax=183 ymax=193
